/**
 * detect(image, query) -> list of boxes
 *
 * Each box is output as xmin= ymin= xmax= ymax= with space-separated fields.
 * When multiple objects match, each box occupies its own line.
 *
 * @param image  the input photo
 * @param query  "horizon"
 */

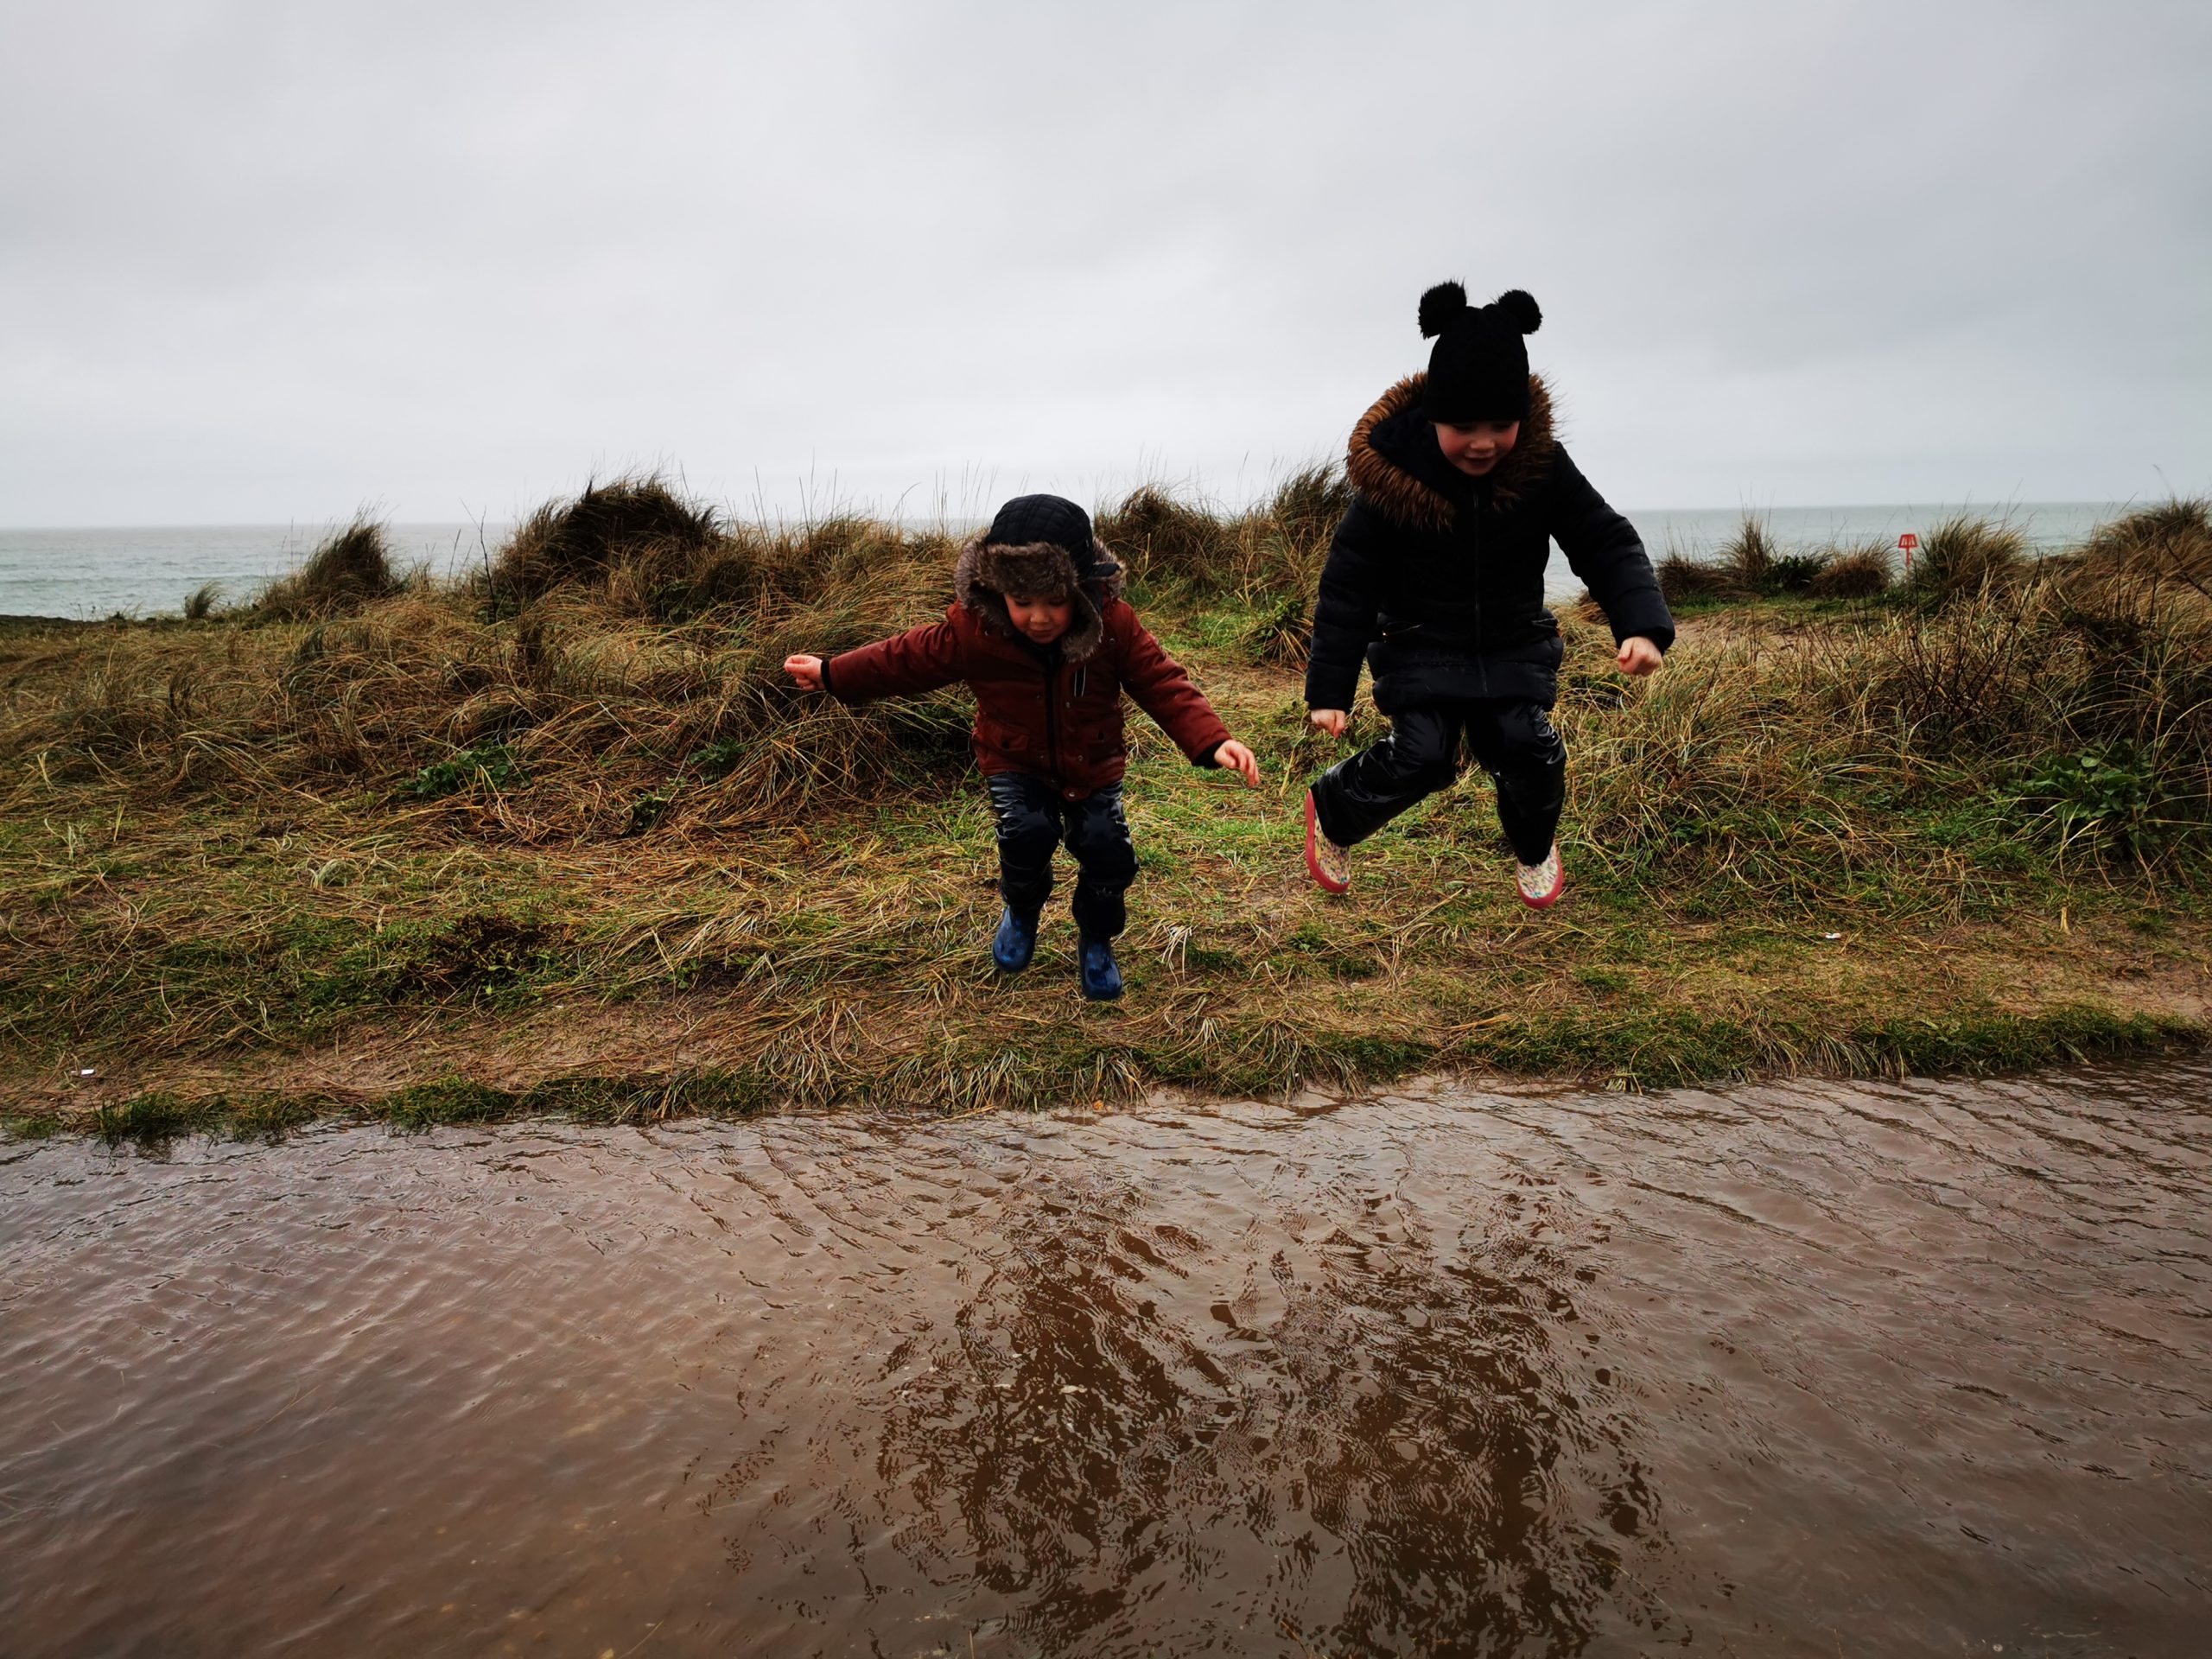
xmin=0 ymin=492 xmax=2170 ymax=537
xmin=0 ymin=496 xmax=2154 ymax=621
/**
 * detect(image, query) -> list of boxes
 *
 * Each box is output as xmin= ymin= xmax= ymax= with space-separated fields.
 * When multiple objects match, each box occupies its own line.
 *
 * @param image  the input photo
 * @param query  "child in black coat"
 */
xmin=1301 ymin=283 xmax=1673 ymax=906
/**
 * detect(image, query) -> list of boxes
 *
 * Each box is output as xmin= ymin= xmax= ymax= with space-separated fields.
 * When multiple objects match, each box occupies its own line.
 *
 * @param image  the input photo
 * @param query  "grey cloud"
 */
xmin=2 ymin=0 xmax=2205 ymax=524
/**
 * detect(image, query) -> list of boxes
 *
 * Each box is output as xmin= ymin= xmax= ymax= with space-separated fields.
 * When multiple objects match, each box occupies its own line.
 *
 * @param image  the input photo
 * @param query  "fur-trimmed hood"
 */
xmin=953 ymin=533 xmax=1126 ymax=663
xmin=1347 ymin=372 xmax=1559 ymax=531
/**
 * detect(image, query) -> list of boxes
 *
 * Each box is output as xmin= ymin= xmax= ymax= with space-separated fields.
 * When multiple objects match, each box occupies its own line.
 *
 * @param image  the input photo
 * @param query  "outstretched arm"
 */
xmin=812 ymin=614 xmax=967 ymax=704
xmin=1114 ymin=607 xmax=1239 ymax=772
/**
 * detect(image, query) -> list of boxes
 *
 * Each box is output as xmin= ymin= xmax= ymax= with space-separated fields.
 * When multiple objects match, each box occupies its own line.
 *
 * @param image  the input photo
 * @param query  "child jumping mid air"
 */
xmin=785 ymin=493 xmax=1260 ymax=1001
xmin=1302 ymin=283 xmax=1673 ymax=904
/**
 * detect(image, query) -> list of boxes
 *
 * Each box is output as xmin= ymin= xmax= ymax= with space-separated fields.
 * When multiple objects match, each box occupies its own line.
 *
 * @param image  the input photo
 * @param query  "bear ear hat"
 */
xmin=1419 ymin=281 xmax=1542 ymax=337
xmin=1417 ymin=281 xmax=1468 ymax=339
xmin=1491 ymin=288 xmax=1542 ymax=334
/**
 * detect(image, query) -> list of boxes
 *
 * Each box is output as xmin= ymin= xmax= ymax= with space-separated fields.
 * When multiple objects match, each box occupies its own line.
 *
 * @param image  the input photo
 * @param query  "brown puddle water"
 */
xmin=3 ymin=1063 xmax=2209 ymax=1657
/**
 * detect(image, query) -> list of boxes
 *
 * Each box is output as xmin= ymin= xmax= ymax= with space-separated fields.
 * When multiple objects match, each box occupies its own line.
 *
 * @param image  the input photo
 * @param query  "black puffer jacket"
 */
xmin=1305 ymin=373 xmax=1674 ymax=715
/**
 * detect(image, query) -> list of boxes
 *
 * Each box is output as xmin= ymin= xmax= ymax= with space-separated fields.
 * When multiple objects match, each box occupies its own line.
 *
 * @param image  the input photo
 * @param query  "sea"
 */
xmin=0 ymin=502 xmax=2131 ymax=620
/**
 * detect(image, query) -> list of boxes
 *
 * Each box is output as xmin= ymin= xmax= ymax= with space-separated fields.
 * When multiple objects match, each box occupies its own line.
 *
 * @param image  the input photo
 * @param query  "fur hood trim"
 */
xmin=1346 ymin=372 xmax=1558 ymax=531
xmin=953 ymin=533 xmax=1126 ymax=663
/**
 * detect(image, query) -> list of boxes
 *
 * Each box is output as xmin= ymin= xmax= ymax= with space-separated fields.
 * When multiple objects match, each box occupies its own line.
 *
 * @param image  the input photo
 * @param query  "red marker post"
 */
xmin=1897 ymin=531 xmax=1920 ymax=575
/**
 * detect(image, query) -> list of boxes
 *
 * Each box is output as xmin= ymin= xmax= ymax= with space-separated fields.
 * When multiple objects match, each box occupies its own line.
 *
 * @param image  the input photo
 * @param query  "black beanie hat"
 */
xmin=988 ymin=493 xmax=1094 ymax=558
xmin=1417 ymin=283 xmax=1542 ymax=423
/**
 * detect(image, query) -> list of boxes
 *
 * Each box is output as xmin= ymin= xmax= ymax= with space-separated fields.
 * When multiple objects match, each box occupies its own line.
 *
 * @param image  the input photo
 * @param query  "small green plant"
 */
xmin=406 ymin=742 xmax=527 ymax=799
xmin=2019 ymin=747 xmax=2153 ymax=851
xmin=1241 ymin=591 xmax=1310 ymax=664
xmin=684 ymin=736 xmax=747 ymax=779
xmin=626 ymin=785 xmax=677 ymax=835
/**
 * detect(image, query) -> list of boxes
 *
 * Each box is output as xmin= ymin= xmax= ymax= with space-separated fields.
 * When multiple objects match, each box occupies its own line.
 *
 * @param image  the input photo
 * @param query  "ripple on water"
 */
xmin=2 ymin=1063 xmax=2209 ymax=1656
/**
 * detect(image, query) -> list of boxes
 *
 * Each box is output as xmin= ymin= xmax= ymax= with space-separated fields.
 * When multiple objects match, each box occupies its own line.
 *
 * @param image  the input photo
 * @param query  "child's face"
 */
xmin=1433 ymin=419 xmax=1522 ymax=477
xmin=1004 ymin=592 xmax=1074 ymax=644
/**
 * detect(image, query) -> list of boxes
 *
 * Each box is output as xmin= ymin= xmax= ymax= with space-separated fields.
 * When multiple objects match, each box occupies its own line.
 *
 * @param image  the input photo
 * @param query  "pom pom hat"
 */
xmin=1417 ymin=282 xmax=1542 ymax=424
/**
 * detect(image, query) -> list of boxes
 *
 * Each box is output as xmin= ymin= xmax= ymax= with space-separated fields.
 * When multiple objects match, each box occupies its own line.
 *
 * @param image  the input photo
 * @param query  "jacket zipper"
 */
xmin=1043 ymin=657 xmax=1061 ymax=785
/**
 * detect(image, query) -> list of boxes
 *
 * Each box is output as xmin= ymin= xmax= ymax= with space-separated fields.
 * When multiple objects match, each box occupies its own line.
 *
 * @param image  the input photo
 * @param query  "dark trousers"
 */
xmin=987 ymin=772 xmax=1140 ymax=940
xmin=1309 ymin=699 xmax=1567 ymax=864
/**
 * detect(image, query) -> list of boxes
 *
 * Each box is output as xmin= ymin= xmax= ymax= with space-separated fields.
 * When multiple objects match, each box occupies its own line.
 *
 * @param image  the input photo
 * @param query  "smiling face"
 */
xmin=1003 ymin=592 xmax=1074 ymax=644
xmin=1433 ymin=418 xmax=1522 ymax=477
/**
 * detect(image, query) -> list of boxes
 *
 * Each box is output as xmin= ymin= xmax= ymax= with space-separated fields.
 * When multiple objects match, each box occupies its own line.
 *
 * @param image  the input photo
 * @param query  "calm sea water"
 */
xmin=0 ymin=503 xmax=2129 ymax=619
xmin=0 ymin=523 xmax=510 ymax=620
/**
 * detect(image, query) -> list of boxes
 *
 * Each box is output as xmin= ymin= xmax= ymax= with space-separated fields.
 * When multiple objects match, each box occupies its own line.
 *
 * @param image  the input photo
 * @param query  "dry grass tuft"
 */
xmin=1268 ymin=463 xmax=1354 ymax=547
xmin=493 ymin=474 xmax=721 ymax=602
xmin=1719 ymin=515 xmax=1782 ymax=594
xmin=1807 ymin=542 xmax=1894 ymax=599
xmin=1658 ymin=516 xmax=1834 ymax=603
xmin=1 ymin=486 xmax=978 ymax=837
xmin=1908 ymin=514 xmax=2028 ymax=606
xmin=1095 ymin=468 xmax=1344 ymax=605
xmin=1656 ymin=548 xmax=1738 ymax=604
xmin=1097 ymin=486 xmax=1234 ymax=588
xmin=255 ymin=517 xmax=404 ymax=619
xmin=2075 ymin=498 xmax=2212 ymax=585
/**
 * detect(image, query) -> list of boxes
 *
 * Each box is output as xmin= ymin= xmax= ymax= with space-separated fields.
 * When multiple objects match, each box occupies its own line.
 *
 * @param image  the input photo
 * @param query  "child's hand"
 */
xmin=784 ymin=653 xmax=824 ymax=691
xmin=1615 ymin=637 xmax=1663 ymax=677
xmin=1213 ymin=740 xmax=1262 ymax=787
xmin=1309 ymin=709 xmax=1351 ymax=740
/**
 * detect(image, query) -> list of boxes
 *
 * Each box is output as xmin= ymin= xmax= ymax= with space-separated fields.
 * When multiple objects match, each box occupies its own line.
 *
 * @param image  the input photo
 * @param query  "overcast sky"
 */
xmin=3 ymin=0 xmax=2206 ymax=525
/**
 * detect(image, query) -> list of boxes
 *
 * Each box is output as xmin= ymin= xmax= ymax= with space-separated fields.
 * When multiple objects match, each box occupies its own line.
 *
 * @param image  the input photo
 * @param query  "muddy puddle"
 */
xmin=3 ymin=1062 xmax=2209 ymax=1656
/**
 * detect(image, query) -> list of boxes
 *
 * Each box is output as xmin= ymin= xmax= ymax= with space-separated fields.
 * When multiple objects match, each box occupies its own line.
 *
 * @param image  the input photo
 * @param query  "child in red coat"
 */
xmin=785 ymin=494 xmax=1259 ymax=1000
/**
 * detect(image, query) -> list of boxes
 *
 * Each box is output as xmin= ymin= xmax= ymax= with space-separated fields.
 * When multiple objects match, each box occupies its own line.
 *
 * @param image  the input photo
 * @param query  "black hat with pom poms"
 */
xmin=1416 ymin=282 xmax=1541 ymax=423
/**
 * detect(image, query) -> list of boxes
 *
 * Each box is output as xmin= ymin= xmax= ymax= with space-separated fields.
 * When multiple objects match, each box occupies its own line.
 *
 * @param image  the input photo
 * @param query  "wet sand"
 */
xmin=3 ymin=1064 xmax=2208 ymax=1656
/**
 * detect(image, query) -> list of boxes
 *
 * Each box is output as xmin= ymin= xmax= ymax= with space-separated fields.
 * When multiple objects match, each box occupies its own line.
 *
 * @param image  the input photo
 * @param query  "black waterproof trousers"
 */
xmin=987 ymin=772 xmax=1140 ymax=939
xmin=1309 ymin=699 xmax=1567 ymax=865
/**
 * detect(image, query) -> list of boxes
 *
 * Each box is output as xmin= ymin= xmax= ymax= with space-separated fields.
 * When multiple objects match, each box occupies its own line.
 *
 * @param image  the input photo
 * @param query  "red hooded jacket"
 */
xmin=821 ymin=534 xmax=1231 ymax=799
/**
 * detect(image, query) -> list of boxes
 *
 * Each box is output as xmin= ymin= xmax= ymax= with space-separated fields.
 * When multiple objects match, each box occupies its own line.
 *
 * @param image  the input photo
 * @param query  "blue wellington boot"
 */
xmin=1077 ymin=936 xmax=1123 ymax=1001
xmin=991 ymin=906 xmax=1039 ymax=974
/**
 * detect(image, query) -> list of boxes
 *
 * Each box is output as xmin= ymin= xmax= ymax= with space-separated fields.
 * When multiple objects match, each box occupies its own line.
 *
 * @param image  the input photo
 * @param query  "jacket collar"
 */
xmin=1346 ymin=372 xmax=1558 ymax=531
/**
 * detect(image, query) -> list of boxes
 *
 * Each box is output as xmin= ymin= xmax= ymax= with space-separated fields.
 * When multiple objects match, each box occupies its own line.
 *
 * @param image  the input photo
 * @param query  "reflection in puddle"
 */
xmin=3 ymin=1063 xmax=2208 ymax=1656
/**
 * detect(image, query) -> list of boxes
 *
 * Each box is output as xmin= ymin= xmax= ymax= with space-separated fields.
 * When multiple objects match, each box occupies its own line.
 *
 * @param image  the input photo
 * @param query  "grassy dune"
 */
xmin=4 ymin=483 xmax=2209 ymax=1141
